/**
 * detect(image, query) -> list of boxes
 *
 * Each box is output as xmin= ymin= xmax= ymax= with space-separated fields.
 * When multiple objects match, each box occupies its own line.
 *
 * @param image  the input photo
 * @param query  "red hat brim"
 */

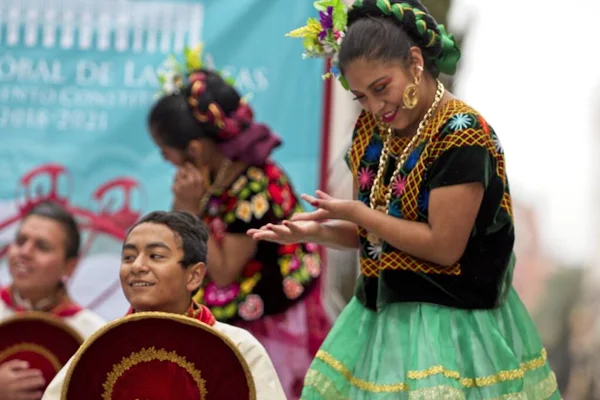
xmin=0 ymin=312 xmax=83 ymax=391
xmin=62 ymin=312 xmax=256 ymax=400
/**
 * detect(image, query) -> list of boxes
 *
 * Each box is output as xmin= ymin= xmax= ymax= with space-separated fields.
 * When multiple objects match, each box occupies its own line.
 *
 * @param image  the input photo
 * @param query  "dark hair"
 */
xmin=339 ymin=0 xmax=457 ymax=78
xmin=23 ymin=201 xmax=80 ymax=259
xmin=127 ymin=211 xmax=209 ymax=267
xmin=148 ymin=69 xmax=243 ymax=150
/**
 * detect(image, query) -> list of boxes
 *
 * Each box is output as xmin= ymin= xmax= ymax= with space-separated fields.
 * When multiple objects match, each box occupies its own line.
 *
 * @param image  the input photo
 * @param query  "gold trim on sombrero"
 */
xmin=102 ymin=347 xmax=207 ymax=400
xmin=0 ymin=343 xmax=62 ymax=372
xmin=0 ymin=311 xmax=84 ymax=344
xmin=61 ymin=311 xmax=257 ymax=400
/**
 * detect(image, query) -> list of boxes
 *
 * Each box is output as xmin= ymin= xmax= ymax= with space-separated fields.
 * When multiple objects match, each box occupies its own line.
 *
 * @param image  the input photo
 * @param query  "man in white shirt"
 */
xmin=42 ymin=210 xmax=285 ymax=399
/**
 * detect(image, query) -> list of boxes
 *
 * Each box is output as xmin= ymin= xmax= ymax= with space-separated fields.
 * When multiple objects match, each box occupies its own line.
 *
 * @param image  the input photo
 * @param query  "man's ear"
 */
xmin=186 ymin=261 xmax=206 ymax=294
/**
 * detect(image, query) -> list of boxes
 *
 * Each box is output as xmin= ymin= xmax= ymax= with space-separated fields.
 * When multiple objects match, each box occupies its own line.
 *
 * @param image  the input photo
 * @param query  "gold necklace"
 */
xmin=197 ymin=159 xmax=232 ymax=215
xmin=366 ymin=80 xmax=445 ymax=246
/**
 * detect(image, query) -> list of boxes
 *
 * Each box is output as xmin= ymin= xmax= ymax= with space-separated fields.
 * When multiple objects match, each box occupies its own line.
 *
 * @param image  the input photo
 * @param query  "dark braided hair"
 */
xmin=339 ymin=0 xmax=460 ymax=78
xmin=148 ymin=69 xmax=248 ymax=149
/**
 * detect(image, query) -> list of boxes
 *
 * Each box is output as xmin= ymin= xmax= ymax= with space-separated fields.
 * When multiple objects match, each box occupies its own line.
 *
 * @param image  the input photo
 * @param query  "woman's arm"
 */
xmin=299 ymin=181 xmax=360 ymax=250
xmin=313 ymin=220 xmax=360 ymax=250
xmin=249 ymin=182 xmax=360 ymax=250
xmin=206 ymin=234 xmax=257 ymax=287
xmin=352 ymin=182 xmax=484 ymax=266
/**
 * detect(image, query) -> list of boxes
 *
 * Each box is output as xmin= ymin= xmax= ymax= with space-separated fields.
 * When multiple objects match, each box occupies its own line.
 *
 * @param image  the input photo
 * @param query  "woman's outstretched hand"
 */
xmin=291 ymin=190 xmax=364 ymax=222
xmin=248 ymin=190 xmax=365 ymax=245
xmin=247 ymin=220 xmax=321 ymax=245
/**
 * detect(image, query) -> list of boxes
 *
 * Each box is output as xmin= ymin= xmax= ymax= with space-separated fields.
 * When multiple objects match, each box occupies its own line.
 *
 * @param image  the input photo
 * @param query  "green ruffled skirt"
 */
xmin=302 ymin=287 xmax=559 ymax=399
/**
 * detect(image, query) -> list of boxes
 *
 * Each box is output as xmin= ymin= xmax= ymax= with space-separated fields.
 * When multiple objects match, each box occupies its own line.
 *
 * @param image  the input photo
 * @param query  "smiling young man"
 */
xmin=0 ymin=202 xmax=105 ymax=400
xmin=42 ymin=211 xmax=286 ymax=399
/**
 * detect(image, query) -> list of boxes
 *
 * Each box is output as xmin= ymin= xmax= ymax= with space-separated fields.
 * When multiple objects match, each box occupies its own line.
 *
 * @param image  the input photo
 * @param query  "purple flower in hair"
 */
xmin=318 ymin=6 xmax=334 ymax=40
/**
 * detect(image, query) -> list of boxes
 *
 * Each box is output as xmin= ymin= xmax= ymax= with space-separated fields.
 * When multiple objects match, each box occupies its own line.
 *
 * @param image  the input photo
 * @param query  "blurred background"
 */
xmin=0 ymin=0 xmax=599 ymax=397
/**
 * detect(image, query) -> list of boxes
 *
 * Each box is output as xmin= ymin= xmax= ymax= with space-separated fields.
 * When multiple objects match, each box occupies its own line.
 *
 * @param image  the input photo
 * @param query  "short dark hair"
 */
xmin=339 ymin=0 xmax=458 ymax=78
xmin=127 ymin=211 xmax=209 ymax=267
xmin=148 ymin=69 xmax=242 ymax=149
xmin=23 ymin=201 xmax=80 ymax=259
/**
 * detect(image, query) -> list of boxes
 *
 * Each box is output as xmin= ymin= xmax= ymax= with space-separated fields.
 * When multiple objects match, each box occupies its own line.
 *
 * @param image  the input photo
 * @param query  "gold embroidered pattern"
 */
xmin=0 ymin=342 xmax=61 ymax=372
xmin=315 ymin=348 xmax=551 ymax=393
xmin=305 ymin=361 xmax=558 ymax=399
xmin=101 ymin=346 xmax=207 ymax=400
xmin=407 ymin=385 xmax=467 ymax=400
xmin=395 ymin=102 xmax=472 ymax=222
xmin=347 ymin=112 xmax=377 ymax=178
xmin=405 ymin=372 xmax=558 ymax=400
xmin=349 ymin=100 xmax=512 ymax=278
xmin=358 ymin=250 xmax=461 ymax=278
xmin=426 ymin=126 xmax=512 ymax=218
xmin=304 ymin=369 xmax=348 ymax=400
xmin=316 ymin=350 xmax=408 ymax=392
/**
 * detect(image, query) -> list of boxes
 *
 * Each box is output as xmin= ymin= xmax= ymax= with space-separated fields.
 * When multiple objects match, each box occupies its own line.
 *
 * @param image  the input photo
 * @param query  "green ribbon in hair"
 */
xmin=370 ymin=0 xmax=461 ymax=76
xmin=434 ymin=24 xmax=461 ymax=76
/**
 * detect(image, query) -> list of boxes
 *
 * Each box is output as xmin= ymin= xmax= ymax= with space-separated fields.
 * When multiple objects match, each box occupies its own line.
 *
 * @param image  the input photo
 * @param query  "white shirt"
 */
xmin=42 ymin=320 xmax=286 ymax=400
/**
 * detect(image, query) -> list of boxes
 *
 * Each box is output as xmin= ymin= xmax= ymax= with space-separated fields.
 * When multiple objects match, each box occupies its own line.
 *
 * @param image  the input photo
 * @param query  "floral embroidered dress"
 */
xmin=195 ymin=160 xmax=329 ymax=399
xmin=195 ymin=161 xmax=321 ymax=322
xmin=301 ymin=100 xmax=560 ymax=399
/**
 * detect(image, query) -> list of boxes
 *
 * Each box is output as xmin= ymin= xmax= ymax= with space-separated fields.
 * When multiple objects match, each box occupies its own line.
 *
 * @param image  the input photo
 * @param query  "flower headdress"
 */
xmin=286 ymin=0 xmax=349 ymax=89
xmin=156 ymin=44 xmax=255 ymax=140
xmin=156 ymin=44 xmax=235 ymax=97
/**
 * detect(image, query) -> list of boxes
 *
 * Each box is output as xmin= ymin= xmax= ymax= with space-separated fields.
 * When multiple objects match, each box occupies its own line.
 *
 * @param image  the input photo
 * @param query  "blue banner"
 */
xmin=0 ymin=0 xmax=323 ymax=319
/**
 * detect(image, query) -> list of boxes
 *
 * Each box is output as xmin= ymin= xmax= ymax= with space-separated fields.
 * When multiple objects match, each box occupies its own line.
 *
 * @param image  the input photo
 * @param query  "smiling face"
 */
xmin=119 ymin=222 xmax=205 ymax=314
xmin=343 ymin=49 xmax=425 ymax=131
xmin=7 ymin=215 xmax=77 ymax=302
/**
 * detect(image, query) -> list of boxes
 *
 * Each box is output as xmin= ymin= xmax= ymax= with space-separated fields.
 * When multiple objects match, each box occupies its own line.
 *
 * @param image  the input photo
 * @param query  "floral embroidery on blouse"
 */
xmin=194 ymin=161 xmax=321 ymax=323
xmin=346 ymin=100 xmax=513 ymax=280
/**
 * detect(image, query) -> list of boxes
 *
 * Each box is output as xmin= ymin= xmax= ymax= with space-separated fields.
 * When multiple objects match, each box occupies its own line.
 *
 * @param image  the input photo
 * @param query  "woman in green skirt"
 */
xmin=249 ymin=0 xmax=560 ymax=398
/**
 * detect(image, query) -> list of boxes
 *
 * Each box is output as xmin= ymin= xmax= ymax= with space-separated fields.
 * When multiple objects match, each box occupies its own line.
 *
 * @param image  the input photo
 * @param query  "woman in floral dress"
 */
xmin=250 ymin=0 xmax=560 ymax=398
xmin=147 ymin=63 xmax=330 ymax=399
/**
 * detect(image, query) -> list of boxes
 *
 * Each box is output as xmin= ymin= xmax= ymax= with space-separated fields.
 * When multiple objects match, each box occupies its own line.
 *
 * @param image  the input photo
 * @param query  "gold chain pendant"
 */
xmin=364 ymin=80 xmax=445 ymax=250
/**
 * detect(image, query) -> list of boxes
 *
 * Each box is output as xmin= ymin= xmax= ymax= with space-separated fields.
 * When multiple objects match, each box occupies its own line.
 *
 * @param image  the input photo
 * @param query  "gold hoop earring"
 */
xmin=402 ymin=74 xmax=421 ymax=110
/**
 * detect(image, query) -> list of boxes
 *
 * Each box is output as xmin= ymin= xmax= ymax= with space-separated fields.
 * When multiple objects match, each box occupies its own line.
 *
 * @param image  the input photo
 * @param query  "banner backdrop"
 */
xmin=0 ymin=0 xmax=324 ymax=320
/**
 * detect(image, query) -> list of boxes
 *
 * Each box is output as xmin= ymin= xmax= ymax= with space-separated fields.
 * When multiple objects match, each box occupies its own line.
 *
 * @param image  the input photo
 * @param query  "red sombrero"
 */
xmin=62 ymin=312 xmax=256 ymax=400
xmin=0 ymin=312 xmax=83 ymax=391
